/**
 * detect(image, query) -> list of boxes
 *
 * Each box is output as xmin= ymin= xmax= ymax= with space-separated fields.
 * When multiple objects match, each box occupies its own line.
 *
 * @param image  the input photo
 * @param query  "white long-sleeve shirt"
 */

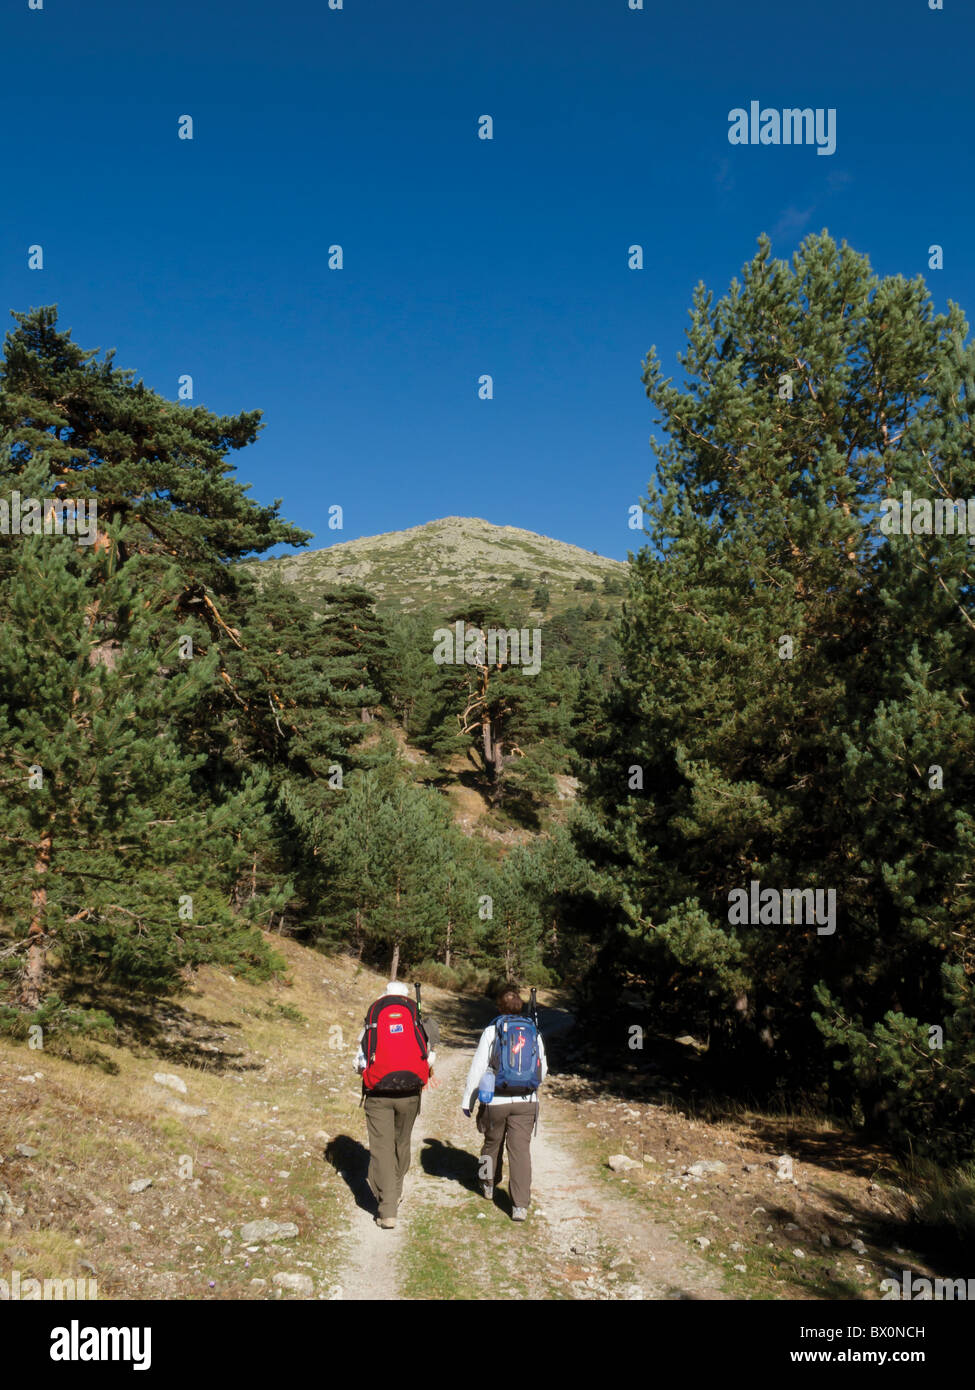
xmin=461 ymin=1021 xmax=547 ymax=1110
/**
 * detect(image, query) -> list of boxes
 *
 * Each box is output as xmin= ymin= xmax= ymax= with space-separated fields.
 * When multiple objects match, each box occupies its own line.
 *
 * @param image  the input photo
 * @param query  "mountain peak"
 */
xmin=246 ymin=516 xmax=625 ymax=615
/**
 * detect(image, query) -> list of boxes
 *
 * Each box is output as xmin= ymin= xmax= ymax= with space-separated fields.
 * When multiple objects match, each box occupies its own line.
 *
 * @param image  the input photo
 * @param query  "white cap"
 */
xmin=385 ymin=981 xmax=409 ymax=996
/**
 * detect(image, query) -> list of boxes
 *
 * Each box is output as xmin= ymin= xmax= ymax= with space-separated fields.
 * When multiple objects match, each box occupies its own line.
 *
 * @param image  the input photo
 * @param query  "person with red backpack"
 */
xmin=355 ymin=981 xmax=435 ymax=1229
xmin=461 ymin=985 xmax=547 ymax=1222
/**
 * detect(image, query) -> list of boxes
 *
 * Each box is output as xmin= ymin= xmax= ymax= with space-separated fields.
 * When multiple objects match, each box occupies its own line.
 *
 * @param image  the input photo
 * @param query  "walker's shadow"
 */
xmin=324 ymin=1134 xmax=375 ymax=1214
xmin=420 ymin=1136 xmax=482 ymax=1195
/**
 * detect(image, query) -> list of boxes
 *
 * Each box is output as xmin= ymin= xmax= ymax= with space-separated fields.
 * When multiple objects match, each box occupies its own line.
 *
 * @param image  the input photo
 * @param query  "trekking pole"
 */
xmin=530 ymin=987 xmax=540 ymax=1137
xmin=415 ymin=982 xmax=422 ymax=1018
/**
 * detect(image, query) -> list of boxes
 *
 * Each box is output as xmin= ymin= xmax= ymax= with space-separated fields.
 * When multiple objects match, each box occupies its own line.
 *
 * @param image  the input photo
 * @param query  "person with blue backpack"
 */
xmin=461 ymin=984 xmax=547 ymax=1221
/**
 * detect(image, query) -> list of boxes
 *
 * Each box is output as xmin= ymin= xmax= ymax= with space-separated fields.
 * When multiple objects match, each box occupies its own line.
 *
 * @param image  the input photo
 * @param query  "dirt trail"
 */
xmin=333 ymin=1001 xmax=727 ymax=1300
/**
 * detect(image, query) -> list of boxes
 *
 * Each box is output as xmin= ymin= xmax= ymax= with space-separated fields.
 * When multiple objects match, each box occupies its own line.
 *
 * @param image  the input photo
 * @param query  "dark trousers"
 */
xmin=477 ymin=1101 xmax=538 ymax=1209
xmin=363 ymin=1092 xmax=421 ymax=1219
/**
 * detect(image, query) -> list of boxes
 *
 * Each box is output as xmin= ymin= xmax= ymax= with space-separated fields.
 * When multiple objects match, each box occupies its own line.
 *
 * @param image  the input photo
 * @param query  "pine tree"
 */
xmin=423 ymin=604 xmax=572 ymax=810
xmin=0 ymin=456 xmax=279 ymax=1011
xmin=319 ymin=772 xmax=454 ymax=977
xmin=576 ymin=233 xmax=975 ymax=1149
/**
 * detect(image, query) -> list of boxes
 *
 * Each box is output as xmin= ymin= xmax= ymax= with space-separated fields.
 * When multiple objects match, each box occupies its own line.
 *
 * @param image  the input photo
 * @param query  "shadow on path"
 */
xmin=325 ymin=1134 xmax=376 ymax=1215
xmin=419 ymin=1135 xmax=483 ymax=1195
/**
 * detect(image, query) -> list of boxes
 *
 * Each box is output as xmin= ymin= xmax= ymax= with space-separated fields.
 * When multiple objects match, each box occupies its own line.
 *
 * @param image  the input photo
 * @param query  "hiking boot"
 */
xmin=378 ymin=1216 xmax=396 ymax=1229
xmin=511 ymin=1207 xmax=528 ymax=1222
xmin=481 ymin=1183 xmax=494 ymax=1200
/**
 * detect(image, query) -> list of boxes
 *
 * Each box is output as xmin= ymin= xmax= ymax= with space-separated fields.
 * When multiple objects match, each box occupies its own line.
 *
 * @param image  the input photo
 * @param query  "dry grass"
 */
xmin=0 ymin=938 xmax=398 ymax=1300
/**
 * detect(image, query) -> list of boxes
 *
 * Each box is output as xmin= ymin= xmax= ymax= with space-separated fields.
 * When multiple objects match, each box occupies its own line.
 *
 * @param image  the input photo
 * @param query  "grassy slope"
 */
xmin=0 ymin=940 xmax=386 ymax=1300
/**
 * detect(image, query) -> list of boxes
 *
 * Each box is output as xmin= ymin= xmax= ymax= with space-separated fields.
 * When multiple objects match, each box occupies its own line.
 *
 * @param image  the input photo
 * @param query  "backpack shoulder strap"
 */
xmin=363 ymin=998 xmax=386 ymax=1065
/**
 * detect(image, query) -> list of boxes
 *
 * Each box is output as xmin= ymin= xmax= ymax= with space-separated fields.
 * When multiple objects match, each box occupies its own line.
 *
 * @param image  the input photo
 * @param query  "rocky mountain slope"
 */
xmin=244 ymin=516 xmax=627 ymax=617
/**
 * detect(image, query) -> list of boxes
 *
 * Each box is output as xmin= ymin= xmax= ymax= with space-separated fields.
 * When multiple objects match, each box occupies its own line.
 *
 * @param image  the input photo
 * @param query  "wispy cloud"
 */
xmin=772 ymin=204 xmax=815 ymax=239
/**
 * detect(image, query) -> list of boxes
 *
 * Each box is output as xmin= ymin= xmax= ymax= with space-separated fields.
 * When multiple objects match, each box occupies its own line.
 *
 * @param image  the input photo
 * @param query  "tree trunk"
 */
xmin=390 ymin=940 xmax=400 ymax=981
xmin=489 ymin=737 xmax=505 ymax=804
xmin=354 ymin=908 xmax=364 ymax=960
xmin=444 ymin=917 xmax=452 ymax=971
xmin=481 ymin=715 xmax=494 ymax=769
xmin=20 ymin=830 xmax=52 ymax=1010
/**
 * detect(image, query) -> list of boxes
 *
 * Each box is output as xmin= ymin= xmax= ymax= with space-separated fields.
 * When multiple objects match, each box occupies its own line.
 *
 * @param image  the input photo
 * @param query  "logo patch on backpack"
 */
xmin=389 ymin=1023 xmax=404 ymax=1033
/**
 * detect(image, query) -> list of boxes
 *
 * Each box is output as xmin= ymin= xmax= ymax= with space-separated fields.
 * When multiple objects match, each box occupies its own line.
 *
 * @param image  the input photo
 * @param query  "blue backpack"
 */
xmin=490 ymin=1015 xmax=543 ymax=1095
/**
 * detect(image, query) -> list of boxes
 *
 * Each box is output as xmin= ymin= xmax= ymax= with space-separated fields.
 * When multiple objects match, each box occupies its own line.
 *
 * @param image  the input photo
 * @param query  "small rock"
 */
xmin=820 ymin=1234 xmax=831 ymax=1247
xmin=607 ymin=1154 xmax=640 ymax=1172
xmin=14 ymin=1144 xmax=39 ymax=1159
xmin=152 ymin=1073 xmax=188 ymax=1095
xmin=684 ymin=1161 xmax=727 ymax=1178
xmin=733 ymin=1263 xmax=747 ymax=1273
xmin=273 ymin=1272 xmax=314 ymax=1296
xmin=218 ymin=1228 xmax=232 ymax=1239
xmin=240 ymin=1219 xmax=299 ymax=1243
xmin=851 ymin=1238 xmax=868 ymax=1255
xmin=792 ymin=1248 xmax=805 ymax=1258
xmin=128 ymin=1179 xmax=153 ymax=1194
xmin=249 ymin=1278 xmax=267 ymax=1290
xmin=695 ymin=1236 xmax=711 ymax=1250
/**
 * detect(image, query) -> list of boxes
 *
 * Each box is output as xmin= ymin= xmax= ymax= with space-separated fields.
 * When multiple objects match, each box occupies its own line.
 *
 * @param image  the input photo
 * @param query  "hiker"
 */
xmin=355 ymin=981 xmax=435 ymax=1229
xmin=462 ymin=985 xmax=547 ymax=1222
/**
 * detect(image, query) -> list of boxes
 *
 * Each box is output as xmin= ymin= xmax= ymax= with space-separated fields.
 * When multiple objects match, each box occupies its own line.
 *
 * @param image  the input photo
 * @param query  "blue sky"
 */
xmin=2 ymin=0 xmax=971 ymax=562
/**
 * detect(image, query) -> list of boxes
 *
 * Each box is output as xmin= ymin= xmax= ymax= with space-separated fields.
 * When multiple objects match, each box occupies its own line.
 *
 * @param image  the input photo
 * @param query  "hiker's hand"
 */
xmin=428 ymin=1075 xmax=441 ymax=1089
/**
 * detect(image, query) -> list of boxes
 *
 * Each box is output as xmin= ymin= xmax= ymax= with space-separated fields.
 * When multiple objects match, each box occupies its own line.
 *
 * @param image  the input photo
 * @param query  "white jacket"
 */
xmin=461 ymin=1020 xmax=547 ymax=1110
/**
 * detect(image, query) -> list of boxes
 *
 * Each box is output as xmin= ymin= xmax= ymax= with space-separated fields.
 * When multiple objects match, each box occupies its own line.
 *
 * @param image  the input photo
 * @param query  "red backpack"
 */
xmin=362 ymin=995 xmax=430 ymax=1095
